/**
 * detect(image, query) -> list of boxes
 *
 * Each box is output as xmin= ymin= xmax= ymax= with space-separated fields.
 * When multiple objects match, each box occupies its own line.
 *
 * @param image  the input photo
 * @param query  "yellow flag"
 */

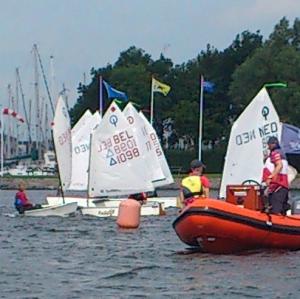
xmin=152 ymin=77 xmax=171 ymax=96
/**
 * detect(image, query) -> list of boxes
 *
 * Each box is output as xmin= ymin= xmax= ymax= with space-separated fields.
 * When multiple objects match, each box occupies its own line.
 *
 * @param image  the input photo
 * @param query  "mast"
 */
xmin=50 ymin=55 xmax=56 ymax=103
xmin=29 ymin=98 xmax=32 ymax=154
xmin=7 ymin=84 xmax=12 ymax=158
xmin=15 ymin=69 xmax=20 ymax=155
xmin=16 ymin=68 xmax=32 ymax=154
xmin=34 ymin=44 xmax=54 ymax=115
xmin=44 ymin=103 xmax=49 ymax=152
xmin=33 ymin=44 xmax=41 ymax=160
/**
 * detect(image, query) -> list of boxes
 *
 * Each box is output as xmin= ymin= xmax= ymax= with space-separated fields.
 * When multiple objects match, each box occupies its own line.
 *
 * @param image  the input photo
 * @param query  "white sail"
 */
xmin=123 ymin=103 xmax=166 ymax=185
xmin=88 ymin=102 xmax=154 ymax=197
xmin=69 ymin=111 xmax=101 ymax=190
xmin=139 ymin=112 xmax=174 ymax=186
xmin=71 ymin=109 xmax=92 ymax=136
xmin=219 ymin=88 xmax=281 ymax=198
xmin=52 ymin=96 xmax=72 ymax=191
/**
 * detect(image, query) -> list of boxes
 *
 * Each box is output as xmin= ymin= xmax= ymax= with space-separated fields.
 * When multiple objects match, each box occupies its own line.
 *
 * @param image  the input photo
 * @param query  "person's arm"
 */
xmin=268 ymin=160 xmax=283 ymax=180
xmin=201 ymin=176 xmax=211 ymax=198
xmin=266 ymin=153 xmax=283 ymax=185
xmin=179 ymin=190 xmax=185 ymax=204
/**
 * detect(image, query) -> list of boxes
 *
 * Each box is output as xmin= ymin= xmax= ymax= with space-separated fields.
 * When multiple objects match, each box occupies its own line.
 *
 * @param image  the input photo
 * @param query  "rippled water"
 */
xmin=1 ymin=189 xmax=300 ymax=298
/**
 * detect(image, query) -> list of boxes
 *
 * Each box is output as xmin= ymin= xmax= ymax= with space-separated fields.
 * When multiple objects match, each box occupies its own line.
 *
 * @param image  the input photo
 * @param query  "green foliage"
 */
xmin=165 ymin=147 xmax=226 ymax=173
xmin=70 ymin=17 xmax=300 ymax=145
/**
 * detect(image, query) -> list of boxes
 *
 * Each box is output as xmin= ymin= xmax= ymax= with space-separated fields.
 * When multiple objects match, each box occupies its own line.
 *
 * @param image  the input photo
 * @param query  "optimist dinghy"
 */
xmin=47 ymin=103 xmax=177 ymax=211
xmin=26 ymin=95 xmax=78 ymax=217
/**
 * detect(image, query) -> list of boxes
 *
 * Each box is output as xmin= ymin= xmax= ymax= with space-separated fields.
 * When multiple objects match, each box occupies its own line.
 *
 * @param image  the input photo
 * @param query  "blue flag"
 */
xmin=103 ymin=80 xmax=128 ymax=101
xmin=281 ymin=123 xmax=300 ymax=154
xmin=202 ymin=80 xmax=215 ymax=93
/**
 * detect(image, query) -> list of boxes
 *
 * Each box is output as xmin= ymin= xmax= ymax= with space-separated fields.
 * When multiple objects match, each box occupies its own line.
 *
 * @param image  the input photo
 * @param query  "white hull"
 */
xmin=24 ymin=202 xmax=78 ymax=217
xmin=80 ymin=202 xmax=165 ymax=217
xmin=46 ymin=196 xmax=179 ymax=208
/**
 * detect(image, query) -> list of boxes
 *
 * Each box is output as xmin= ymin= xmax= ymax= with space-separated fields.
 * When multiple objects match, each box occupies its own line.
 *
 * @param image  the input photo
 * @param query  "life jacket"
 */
xmin=14 ymin=198 xmax=23 ymax=208
xmin=263 ymin=149 xmax=289 ymax=191
xmin=181 ymin=175 xmax=203 ymax=199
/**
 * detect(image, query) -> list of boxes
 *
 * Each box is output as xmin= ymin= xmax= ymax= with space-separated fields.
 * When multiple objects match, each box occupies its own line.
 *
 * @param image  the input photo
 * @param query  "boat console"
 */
xmin=226 ymin=185 xmax=264 ymax=211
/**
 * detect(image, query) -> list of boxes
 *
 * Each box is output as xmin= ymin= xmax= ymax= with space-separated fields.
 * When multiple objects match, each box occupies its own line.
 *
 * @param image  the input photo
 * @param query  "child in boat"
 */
xmin=14 ymin=181 xmax=34 ymax=214
xmin=180 ymin=159 xmax=211 ymax=206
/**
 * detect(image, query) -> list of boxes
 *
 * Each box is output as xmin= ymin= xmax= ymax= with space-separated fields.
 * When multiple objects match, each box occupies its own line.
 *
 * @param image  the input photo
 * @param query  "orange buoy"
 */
xmin=116 ymin=199 xmax=141 ymax=228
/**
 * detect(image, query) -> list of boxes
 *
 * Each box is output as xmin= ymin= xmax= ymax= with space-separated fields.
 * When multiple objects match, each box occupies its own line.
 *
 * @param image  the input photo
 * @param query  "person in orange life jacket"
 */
xmin=262 ymin=136 xmax=289 ymax=215
xmin=14 ymin=181 xmax=34 ymax=214
xmin=180 ymin=159 xmax=211 ymax=206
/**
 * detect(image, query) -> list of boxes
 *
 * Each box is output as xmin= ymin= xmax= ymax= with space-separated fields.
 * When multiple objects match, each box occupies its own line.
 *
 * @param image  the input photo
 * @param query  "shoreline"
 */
xmin=1 ymin=175 xmax=300 ymax=191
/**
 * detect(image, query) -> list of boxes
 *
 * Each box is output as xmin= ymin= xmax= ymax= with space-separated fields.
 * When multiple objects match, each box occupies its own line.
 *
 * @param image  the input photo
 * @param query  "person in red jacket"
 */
xmin=14 ymin=181 xmax=34 ymax=214
xmin=262 ymin=136 xmax=289 ymax=215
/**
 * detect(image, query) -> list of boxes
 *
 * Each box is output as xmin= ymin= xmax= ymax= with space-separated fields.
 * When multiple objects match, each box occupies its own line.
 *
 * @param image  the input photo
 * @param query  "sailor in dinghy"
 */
xmin=14 ymin=181 xmax=41 ymax=214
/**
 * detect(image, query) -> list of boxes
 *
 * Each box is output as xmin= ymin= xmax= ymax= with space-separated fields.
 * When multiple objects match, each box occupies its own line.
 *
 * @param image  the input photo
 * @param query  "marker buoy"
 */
xmin=116 ymin=199 xmax=141 ymax=228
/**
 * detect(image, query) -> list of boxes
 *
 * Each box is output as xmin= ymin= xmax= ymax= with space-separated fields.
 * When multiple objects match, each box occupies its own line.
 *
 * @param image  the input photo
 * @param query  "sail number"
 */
xmin=58 ymin=129 xmax=71 ymax=146
xmin=96 ymin=130 xmax=141 ymax=166
xmin=149 ymin=133 xmax=162 ymax=156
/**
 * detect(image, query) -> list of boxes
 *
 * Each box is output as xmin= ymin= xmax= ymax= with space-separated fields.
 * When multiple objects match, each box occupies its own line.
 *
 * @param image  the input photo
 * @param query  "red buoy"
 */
xmin=116 ymin=199 xmax=141 ymax=228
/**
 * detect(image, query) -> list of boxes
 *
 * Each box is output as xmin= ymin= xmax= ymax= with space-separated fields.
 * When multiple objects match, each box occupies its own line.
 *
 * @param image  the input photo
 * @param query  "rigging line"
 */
xmin=33 ymin=44 xmax=55 ymax=116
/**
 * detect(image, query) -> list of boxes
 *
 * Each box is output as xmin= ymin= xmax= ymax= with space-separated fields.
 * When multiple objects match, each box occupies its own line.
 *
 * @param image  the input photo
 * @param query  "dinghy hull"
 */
xmin=46 ymin=196 xmax=179 ymax=208
xmin=24 ymin=202 xmax=78 ymax=217
xmin=80 ymin=202 xmax=165 ymax=217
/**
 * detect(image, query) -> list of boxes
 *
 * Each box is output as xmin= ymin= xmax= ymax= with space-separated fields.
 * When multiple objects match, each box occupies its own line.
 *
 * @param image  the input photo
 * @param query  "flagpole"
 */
xmin=0 ymin=106 xmax=3 ymax=177
xmin=150 ymin=77 xmax=154 ymax=125
xmin=198 ymin=75 xmax=204 ymax=161
xmin=99 ymin=75 xmax=103 ymax=118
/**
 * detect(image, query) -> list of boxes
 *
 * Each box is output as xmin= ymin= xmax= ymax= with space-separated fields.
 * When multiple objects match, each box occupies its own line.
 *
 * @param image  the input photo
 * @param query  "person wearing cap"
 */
xmin=179 ymin=159 xmax=211 ymax=206
xmin=262 ymin=136 xmax=289 ymax=215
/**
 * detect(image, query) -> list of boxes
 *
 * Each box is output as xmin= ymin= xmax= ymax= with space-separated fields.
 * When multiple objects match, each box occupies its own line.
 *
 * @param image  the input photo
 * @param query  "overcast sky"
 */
xmin=1 ymin=0 xmax=300 ymax=112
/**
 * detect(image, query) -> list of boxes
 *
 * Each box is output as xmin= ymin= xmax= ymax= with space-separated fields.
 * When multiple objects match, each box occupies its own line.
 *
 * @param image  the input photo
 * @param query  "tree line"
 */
xmin=70 ymin=17 xmax=300 ymax=150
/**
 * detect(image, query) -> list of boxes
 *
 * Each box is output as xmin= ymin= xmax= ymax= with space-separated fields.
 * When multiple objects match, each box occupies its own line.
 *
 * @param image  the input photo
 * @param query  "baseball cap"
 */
xmin=190 ymin=159 xmax=205 ymax=169
xmin=267 ymin=136 xmax=279 ymax=145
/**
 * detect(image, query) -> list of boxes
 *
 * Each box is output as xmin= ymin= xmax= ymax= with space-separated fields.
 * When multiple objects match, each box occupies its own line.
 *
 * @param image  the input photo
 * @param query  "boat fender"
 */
xmin=116 ymin=199 xmax=141 ymax=228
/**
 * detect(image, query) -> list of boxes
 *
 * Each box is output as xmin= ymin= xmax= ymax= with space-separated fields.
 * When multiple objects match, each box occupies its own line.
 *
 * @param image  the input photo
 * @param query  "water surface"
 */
xmin=1 ymin=189 xmax=300 ymax=298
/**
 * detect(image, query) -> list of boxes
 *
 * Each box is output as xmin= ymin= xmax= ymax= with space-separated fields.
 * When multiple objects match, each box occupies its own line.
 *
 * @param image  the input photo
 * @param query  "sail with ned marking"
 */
xmin=219 ymin=88 xmax=281 ymax=198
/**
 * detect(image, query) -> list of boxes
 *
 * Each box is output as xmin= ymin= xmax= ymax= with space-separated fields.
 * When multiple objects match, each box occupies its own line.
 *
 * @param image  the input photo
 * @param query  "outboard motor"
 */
xmin=291 ymin=199 xmax=300 ymax=215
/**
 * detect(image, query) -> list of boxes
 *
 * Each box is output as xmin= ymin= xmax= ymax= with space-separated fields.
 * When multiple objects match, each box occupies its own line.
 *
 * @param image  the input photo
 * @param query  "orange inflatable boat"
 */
xmin=173 ymin=185 xmax=300 ymax=254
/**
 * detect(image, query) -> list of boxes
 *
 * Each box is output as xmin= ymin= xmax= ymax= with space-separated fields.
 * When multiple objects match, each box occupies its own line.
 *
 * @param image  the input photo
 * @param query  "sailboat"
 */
xmin=172 ymin=87 xmax=300 ymax=253
xmin=24 ymin=96 xmax=77 ymax=216
xmin=81 ymin=101 xmax=166 ymax=217
xmin=47 ymin=103 xmax=179 ymax=211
